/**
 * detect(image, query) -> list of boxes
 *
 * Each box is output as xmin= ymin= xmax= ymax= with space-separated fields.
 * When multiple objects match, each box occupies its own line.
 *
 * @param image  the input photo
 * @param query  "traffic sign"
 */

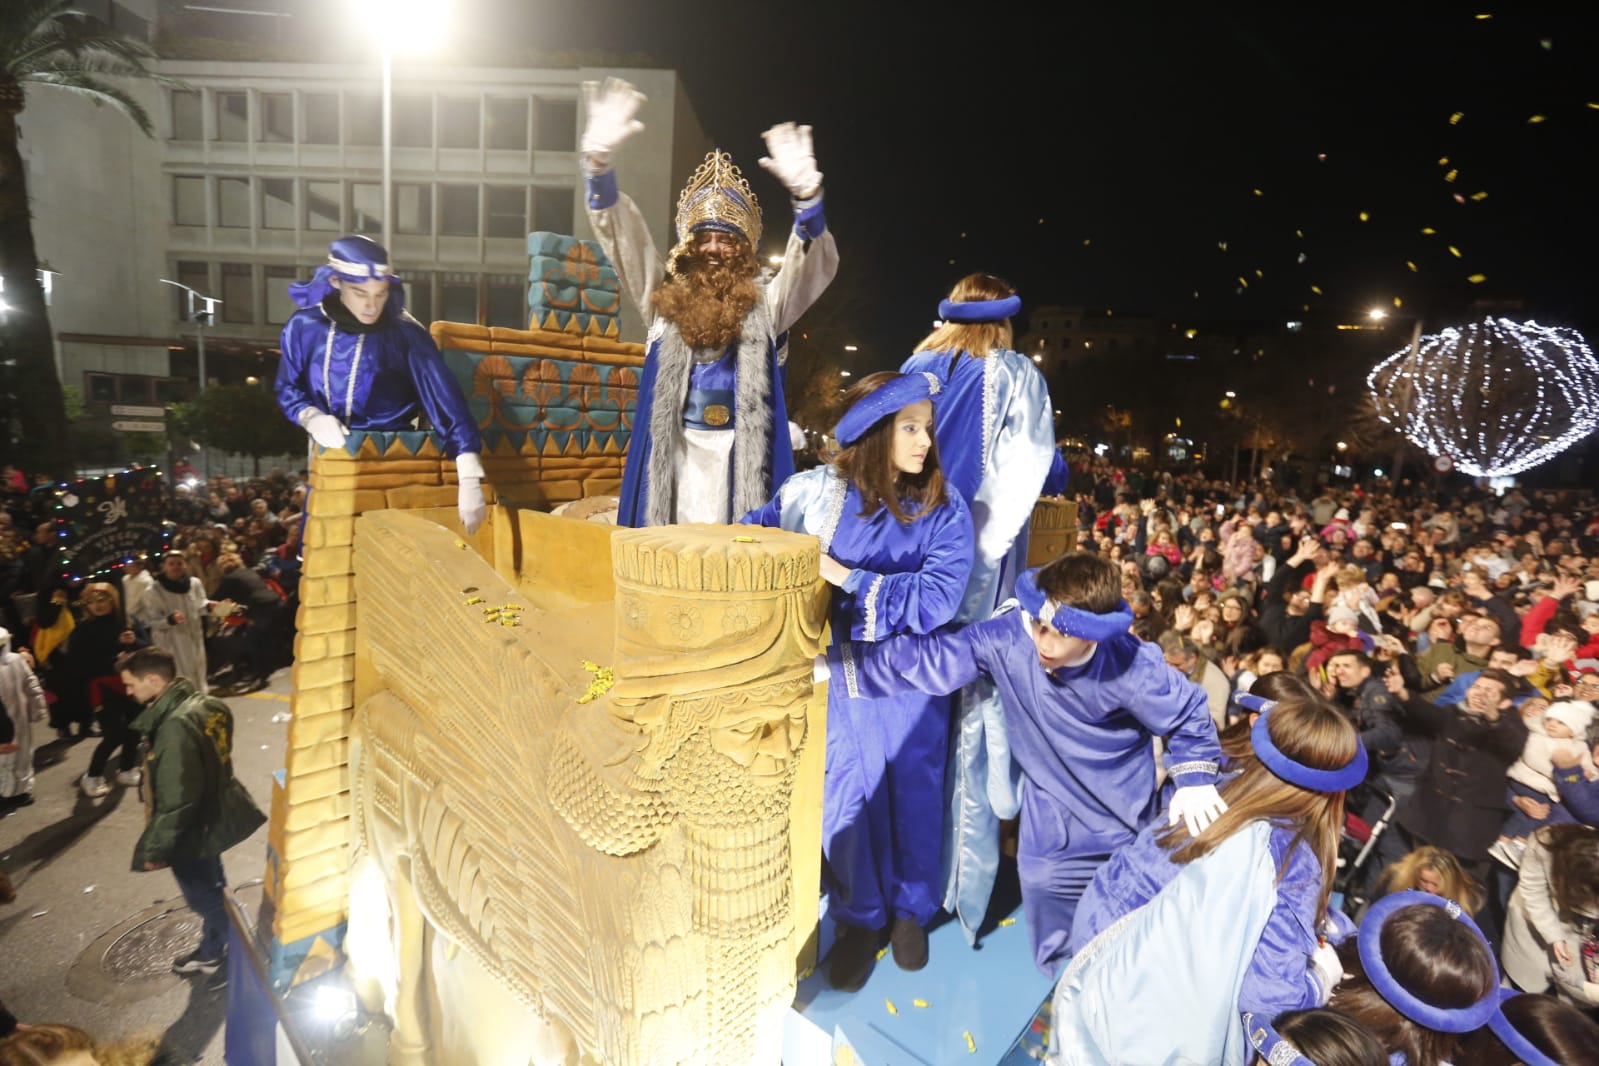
xmin=110 ymin=404 xmax=166 ymax=417
xmin=111 ymin=420 xmax=167 ymax=433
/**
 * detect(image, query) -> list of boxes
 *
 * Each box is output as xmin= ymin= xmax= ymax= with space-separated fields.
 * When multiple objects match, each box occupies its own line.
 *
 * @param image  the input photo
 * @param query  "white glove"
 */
xmin=456 ymin=452 xmax=487 ymax=534
xmin=759 ymin=122 xmax=823 ymax=200
xmin=1168 ymin=783 xmax=1228 ymax=837
xmin=813 ymin=653 xmax=830 ymax=684
xmin=1310 ymin=941 xmax=1345 ymax=1003
xmin=579 ymin=77 xmax=647 ymax=173
xmin=299 ymin=409 xmax=349 ymax=450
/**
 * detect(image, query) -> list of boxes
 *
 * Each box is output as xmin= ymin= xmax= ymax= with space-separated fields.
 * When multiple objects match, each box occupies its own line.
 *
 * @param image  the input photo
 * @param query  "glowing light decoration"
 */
xmin=1367 ymin=317 xmax=1599 ymax=477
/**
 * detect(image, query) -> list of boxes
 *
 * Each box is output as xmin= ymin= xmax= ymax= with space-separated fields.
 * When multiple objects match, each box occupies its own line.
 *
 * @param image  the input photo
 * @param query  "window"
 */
xmin=346 ymin=93 xmax=381 ymax=146
xmin=171 ymin=90 xmax=202 ymax=140
xmin=261 ymin=178 xmax=294 ymax=229
xmin=486 ymin=275 xmax=524 ymax=329
xmin=438 ymin=184 xmax=478 ymax=236
xmin=262 ymin=93 xmax=293 ymax=142
xmin=438 ymin=97 xmax=480 ymax=149
xmin=351 ymin=182 xmax=382 ymax=234
xmin=173 ymin=176 xmax=206 ymax=226
xmin=175 ymin=261 xmax=210 ymax=319
xmin=86 ymin=373 xmax=118 ymax=405
xmin=218 ymin=177 xmax=251 ymax=228
xmin=306 ymin=180 xmax=340 ymax=231
xmin=265 ymin=266 xmax=299 ymax=325
xmin=440 ymin=274 xmax=478 ymax=323
xmin=485 ymin=186 xmax=526 ymax=239
xmin=407 ymin=273 xmax=432 ymax=325
xmin=215 ymin=91 xmax=248 ymax=142
xmin=392 ymin=94 xmax=432 ymax=148
xmin=395 ymin=183 xmax=432 ymax=235
xmin=534 ymin=97 xmax=577 ymax=151
xmin=221 ymin=263 xmax=254 ymax=323
xmin=485 ymin=97 xmax=528 ymax=150
xmin=532 ymin=186 xmax=573 ymax=235
xmin=303 ymin=93 xmax=339 ymax=144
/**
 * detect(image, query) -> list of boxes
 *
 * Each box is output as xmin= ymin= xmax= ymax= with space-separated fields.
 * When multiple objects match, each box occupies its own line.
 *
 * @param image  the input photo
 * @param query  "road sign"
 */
xmin=110 ymin=404 xmax=166 ymax=417
xmin=111 ymin=420 xmax=167 ymax=433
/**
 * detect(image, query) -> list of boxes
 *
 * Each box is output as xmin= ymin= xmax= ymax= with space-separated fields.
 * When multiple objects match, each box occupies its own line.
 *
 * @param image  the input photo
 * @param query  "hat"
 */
xmin=1327 ymin=604 xmax=1359 ymax=628
xmin=833 ymin=372 xmax=942 ymax=446
xmin=1334 ymin=508 xmax=1350 ymax=521
xmin=289 ymin=235 xmax=406 ymax=313
xmin=1544 ymin=700 xmax=1595 ymax=736
xmin=668 ymin=149 xmax=761 ymax=272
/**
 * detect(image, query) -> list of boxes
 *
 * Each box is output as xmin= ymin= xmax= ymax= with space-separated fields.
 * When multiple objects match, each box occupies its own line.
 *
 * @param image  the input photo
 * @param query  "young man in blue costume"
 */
xmin=579 ymin=77 xmax=839 ymax=527
xmin=826 ymin=551 xmax=1225 ymax=975
xmin=275 ymin=235 xmax=488 ymax=533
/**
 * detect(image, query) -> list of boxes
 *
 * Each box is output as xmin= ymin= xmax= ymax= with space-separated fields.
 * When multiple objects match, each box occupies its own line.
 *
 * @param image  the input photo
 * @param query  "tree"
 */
xmin=1 ymin=0 xmax=172 ymax=478
xmin=170 ymin=383 xmax=304 ymax=476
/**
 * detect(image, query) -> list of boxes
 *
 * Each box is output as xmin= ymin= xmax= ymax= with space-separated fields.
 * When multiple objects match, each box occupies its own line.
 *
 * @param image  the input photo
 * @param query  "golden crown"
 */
xmin=674 ymin=149 xmax=762 ymax=252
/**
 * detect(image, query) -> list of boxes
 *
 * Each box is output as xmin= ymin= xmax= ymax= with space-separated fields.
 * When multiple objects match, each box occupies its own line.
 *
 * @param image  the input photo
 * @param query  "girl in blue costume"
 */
xmin=742 ymin=371 xmax=973 ymax=991
xmin=900 ymin=273 xmax=1058 ymax=946
xmin=1050 ymin=688 xmax=1367 ymax=1065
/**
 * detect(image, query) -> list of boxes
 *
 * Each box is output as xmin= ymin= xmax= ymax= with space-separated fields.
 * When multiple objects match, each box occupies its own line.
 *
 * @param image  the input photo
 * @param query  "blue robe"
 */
xmin=898 ymin=346 xmax=1058 ymax=943
xmin=743 ymin=466 xmax=973 ymax=928
xmin=1054 ymin=820 xmax=1329 ymax=1064
xmin=275 ymin=305 xmax=481 ymax=459
xmin=831 ymin=618 xmax=1220 ymax=972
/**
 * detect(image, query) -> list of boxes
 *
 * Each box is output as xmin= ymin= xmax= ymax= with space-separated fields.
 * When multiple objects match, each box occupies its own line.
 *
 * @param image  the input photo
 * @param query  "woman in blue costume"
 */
xmin=1050 ymin=688 xmax=1368 ymax=1065
xmin=900 ymin=274 xmax=1057 ymax=943
xmin=742 ymin=371 xmax=973 ymax=991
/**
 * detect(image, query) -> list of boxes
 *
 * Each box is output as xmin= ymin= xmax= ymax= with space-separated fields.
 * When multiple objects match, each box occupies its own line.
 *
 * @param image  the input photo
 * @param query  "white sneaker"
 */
xmin=115 ymin=769 xmax=143 ymax=787
xmin=79 ymin=775 xmax=111 ymax=798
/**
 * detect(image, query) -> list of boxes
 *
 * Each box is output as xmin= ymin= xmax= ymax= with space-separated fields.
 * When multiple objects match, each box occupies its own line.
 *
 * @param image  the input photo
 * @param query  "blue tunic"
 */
xmin=831 ymin=618 xmax=1220 ymax=972
xmin=900 ymin=346 xmax=1059 ymax=944
xmin=275 ymin=305 xmax=481 ymax=459
xmin=743 ymin=466 xmax=973 ymax=928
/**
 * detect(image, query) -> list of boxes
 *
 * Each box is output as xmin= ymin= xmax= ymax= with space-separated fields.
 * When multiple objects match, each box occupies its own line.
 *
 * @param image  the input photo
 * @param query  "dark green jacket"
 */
xmin=130 ymin=678 xmax=264 ymax=869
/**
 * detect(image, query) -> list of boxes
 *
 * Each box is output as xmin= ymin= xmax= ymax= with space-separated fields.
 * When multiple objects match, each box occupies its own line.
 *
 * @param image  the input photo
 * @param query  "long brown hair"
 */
xmin=832 ymin=372 xmax=948 ymax=523
xmin=1158 ymin=691 xmax=1355 ymax=921
xmin=912 ymin=273 xmax=1016 ymax=359
xmin=1458 ymin=992 xmax=1599 ymax=1066
xmin=1539 ymin=823 xmax=1599 ymax=919
xmin=0 ymin=1024 xmax=159 ymax=1066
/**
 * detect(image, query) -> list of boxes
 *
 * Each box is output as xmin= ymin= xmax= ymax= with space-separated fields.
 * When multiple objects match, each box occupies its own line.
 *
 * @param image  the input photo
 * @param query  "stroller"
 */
xmin=1334 ymin=783 xmax=1397 ymax=918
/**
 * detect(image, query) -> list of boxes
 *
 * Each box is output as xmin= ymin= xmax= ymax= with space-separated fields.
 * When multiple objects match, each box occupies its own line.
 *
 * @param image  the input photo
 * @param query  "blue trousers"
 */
xmin=170 ymin=856 xmax=228 ymax=958
xmin=1017 ymin=789 xmax=1130 ymax=976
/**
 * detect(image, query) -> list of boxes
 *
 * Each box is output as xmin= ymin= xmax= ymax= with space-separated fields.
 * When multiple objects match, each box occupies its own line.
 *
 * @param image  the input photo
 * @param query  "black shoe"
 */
xmin=890 ymin=916 xmax=928 ymax=971
xmin=827 ymin=922 xmax=879 ymax=992
xmin=173 ymin=947 xmax=224 ymax=975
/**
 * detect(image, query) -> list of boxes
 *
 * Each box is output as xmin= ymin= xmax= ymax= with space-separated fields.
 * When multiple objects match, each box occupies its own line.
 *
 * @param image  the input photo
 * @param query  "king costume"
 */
xmin=586 ymin=149 xmax=839 ymax=527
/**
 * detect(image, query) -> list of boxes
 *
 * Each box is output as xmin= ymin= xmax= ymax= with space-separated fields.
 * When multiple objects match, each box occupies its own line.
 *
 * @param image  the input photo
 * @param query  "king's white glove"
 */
xmin=579 ymin=77 xmax=647 ymax=174
xmin=759 ymin=122 xmax=823 ymax=200
xmin=1168 ymin=783 xmax=1228 ymax=837
xmin=299 ymin=409 xmax=349 ymax=450
xmin=456 ymin=452 xmax=487 ymax=535
xmin=1310 ymin=941 xmax=1346 ymax=1003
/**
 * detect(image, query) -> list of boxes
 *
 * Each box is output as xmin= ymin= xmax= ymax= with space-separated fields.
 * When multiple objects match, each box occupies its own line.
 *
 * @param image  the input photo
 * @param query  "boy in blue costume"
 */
xmin=827 ymin=551 xmax=1224 ymax=975
xmin=275 ymin=235 xmax=487 ymax=532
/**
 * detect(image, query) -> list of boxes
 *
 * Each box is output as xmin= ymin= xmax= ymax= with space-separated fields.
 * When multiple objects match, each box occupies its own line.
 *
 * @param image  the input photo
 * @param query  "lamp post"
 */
xmin=1367 ymin=307 xmax=1424 ymax=491
xmin=372 ymin=0 xmax=449 ymax=251
xmin=159 ymin=278 xmax=222 ymax=478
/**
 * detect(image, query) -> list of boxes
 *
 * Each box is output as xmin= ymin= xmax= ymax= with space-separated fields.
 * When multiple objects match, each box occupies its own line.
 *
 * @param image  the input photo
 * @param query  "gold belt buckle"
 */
xmin=704 ymin=404 xmax=731 ymax=427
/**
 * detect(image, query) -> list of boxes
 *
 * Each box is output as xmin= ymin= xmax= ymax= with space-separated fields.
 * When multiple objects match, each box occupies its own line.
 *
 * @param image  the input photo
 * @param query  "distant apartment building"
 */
xmin=1017 ymin=305 xmax=1164 ymax=368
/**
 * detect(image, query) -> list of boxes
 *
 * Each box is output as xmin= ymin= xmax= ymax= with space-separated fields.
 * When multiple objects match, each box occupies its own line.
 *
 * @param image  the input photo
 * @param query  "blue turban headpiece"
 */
xmin=1234 ymin=693 xmax=1368 ymax=791
xmin=1486 ymin=989 xmax=1560 ymax=1066
xmin=938 ymin=293 xmax=1021 ymax=323
xmin=1357 ymin=891 xmax=1499 ymax=1034
xmin=1014 ymin=567 xmax=1134 ymax=643
xmin=833 ymin=372 xmax=941 ymax=446
xmin=289 ymin=235 xmax=406 ymax=313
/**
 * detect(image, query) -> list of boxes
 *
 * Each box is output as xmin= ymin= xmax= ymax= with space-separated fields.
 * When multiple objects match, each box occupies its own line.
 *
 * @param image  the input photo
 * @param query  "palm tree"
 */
xmin=1 ymin=0 xmax=170 ymax=478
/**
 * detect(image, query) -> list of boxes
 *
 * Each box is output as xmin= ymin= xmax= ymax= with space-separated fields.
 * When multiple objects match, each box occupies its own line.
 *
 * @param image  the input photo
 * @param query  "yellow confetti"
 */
xmin=1438 ymin=156 xmax=1449 ymax=166
xmin=885 ymin=999 xmax=898 ymax=1015
xmin=1082 ymin=238 xmax=1091 ymax=247
xmin=1588 ymin=102 xmax=1599 ymax=110
xmin=1470 ymin=191 xmax=1488 ymax=201
xmin=876 ymin=947 xmax=889 ymax=961
xmin=1448 ymin=245 xmax=1463 ymax=257
xmin=464 ymin=596 xmax=484 ymax=605
xmin=1421 ymin=227 xmax=1437 ymax=235
xmin=1253 ymin=188 xmax=1264 ymax=196
xmin=1474 ymin=12 xmax=1492 ymax=18
xmin=1358 ymin=211 xmax=1370 ymax=222
xmin=454 ymin=539 xmax=468 ymax=549
xmin=913 ymin=998 xmax=930 ymax=1008
xmin=1467 ymin=273 xmax=1487 ymax=284
xmin=998 ymin=917 xmax=1017 ymax=927
xmin=799 ymin=966 xmax=813 ymax=980
xmin=1406 ymin=261 xmax=1418 ymax=272
xmin=504 ymin=604 xmax=524 ymax=611
xmin=965 ymin=1032 xmax=977 ymax=1054
xmin=499 ymin=617 xmax=520 ymax=627
xmin=1310 ymin=285 xmax=1323 ymax=295
xmin=1449 ymin=111 xmax=1464 ymax=125
xmin=1443 ymin=169 xmax=1457 ymax=183
xmin=1254 ymin=269 xmax=1264 ymax=278
xmin=1236 ymin=276 xmax=1249 ymax=288
xmin=1294 ymin=230 xmax=1303 ymax=239
xmin=732 ymin=535 xmax=756 ymax=543
xmin=1394 ymin=297 xmax=1403 ymax=308
xmin=1527 ymin=114 xmax=1546 ymax=124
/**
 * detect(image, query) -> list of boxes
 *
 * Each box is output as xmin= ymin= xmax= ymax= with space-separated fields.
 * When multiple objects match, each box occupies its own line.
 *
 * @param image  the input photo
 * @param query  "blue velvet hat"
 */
xmin=1357 ymin=891 xmax=1499 ymax=1034
xmin=833 ymin=372 xmax=942 ymax=447
xmin=289 ymin=235 xmax=407 ymax=313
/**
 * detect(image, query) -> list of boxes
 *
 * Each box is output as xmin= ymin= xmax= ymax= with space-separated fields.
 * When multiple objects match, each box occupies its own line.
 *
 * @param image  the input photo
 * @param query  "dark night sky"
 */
xmin=463 ymin=5 xmax=1599 ymax=357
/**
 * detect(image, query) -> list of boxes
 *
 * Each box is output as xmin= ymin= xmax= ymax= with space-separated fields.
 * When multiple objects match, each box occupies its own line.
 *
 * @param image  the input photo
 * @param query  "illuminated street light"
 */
xmin=1336 ymin=441 xmax=1348 ymax=451
xmin=843 ymin=344 xmax=858 ymax=352
xmin=363 ymin=0 xmax=449 ymax=250
xmin=1224 ymin=390 xmax=1237 ymax=398
xmin=1368 ymin=308 xmax=1389 ymax=321
xmin=839 ymin=370 xmax=851 ymax=377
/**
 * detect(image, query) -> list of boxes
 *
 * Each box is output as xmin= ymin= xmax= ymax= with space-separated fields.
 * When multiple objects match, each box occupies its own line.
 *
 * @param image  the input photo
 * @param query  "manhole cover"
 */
xmin=66 ymin=899 xmax=201 ymax=1006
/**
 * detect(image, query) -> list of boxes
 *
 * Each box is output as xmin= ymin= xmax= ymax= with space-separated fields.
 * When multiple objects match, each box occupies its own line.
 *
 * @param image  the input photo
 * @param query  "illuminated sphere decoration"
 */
xmin=1366 ymin=317 xmax=1599 ymax=477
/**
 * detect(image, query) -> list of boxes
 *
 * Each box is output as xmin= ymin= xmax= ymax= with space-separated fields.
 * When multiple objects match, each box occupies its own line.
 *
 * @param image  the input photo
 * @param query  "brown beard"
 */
xmin=651 ymin=250 xmax=760 ymax=350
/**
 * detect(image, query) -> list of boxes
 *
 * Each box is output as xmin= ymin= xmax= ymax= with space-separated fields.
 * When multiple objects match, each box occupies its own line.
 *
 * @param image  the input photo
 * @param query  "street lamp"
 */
xmin=159 ymin=278 xmax=221 ymax=395
xmin=1367 ymin=305 xmax=1425 ymax=486
xmin=370 ymin=0 xmax=449 ymax=251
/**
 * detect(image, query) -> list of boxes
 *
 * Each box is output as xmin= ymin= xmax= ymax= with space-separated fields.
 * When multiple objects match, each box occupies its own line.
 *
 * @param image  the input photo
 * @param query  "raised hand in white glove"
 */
xmin=1310 ymin=941 xmax=1346 ymax=1003
xmin=579 ymin=77 xmax=647 ymax=173
xmin=300 ymin=410 xmax=349 ymax=450
xmin=455 ymin=451 xmax=487 ymax=534
xmin=1168 ymin=783 xmax=1228 ymax=837
xmin=759 ymin=122 xmax=823 ymax=200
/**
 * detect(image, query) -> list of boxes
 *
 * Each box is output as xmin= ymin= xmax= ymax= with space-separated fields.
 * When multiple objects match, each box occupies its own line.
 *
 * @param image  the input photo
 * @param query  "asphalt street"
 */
xmin=1 ymin=666 xmax=291 ymax=1063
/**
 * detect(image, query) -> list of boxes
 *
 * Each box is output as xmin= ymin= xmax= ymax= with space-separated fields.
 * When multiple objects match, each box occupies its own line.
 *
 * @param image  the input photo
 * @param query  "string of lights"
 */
xmin=49 ymin=464 xmax=173 ymax=583
xmin=1366 ymin=317 xmax=1599 ymax=478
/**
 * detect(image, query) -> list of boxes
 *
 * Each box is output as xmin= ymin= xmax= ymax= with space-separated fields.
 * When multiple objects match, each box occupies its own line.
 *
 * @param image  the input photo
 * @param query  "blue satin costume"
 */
xmin=275 ymin=307 xmax=481 ymax=460
xmin=898 ymin=347 xmax=1059 ymax=944
xmin=831 ymin=615 xmax=1221 ymax=974
xmin=743 ymin=466 xmax=973 ymax=929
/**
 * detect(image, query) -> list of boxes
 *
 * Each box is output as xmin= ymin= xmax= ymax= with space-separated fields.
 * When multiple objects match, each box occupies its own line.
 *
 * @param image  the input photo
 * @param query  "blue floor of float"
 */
xmin=785 ymin=896 xmax=1055 ymax=1064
